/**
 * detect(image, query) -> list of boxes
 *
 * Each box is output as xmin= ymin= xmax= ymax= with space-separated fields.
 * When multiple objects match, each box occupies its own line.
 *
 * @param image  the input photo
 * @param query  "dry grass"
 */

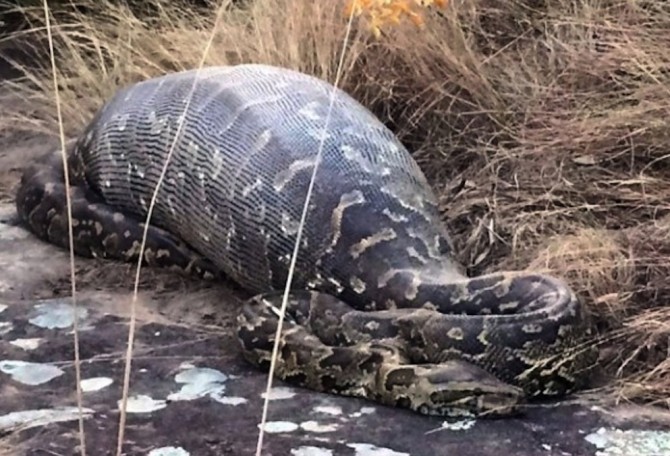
xmin=1 ymin=0 xmax=670 ymax=408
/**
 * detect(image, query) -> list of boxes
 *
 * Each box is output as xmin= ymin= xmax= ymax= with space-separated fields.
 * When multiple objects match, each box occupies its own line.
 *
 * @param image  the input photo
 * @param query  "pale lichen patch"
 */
xmin=0 ymin=360 xmax=64 ymax=385
xmin=29 ymin=299 xmax=89 ymax=330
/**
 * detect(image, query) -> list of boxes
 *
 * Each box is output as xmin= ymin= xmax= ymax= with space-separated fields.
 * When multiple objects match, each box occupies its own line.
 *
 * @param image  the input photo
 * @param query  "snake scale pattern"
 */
xmin=15 ymin=64 xmax=598 ymax=417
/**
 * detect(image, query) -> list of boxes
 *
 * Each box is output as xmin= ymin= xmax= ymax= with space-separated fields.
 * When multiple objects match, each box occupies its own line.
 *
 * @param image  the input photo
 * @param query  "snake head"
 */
xmin=381 ymin=360 xmax=526 ymax=418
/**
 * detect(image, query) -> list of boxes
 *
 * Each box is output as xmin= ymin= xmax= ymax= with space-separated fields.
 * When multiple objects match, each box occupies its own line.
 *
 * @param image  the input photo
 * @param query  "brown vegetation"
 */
xmin=1 ymin=0 xmax=669 ymax=408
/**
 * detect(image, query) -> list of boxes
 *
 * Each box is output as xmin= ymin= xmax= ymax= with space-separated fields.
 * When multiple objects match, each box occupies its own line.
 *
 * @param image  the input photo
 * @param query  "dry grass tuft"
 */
xmin=525 ymin=228 xmax=635 ymax=318
xmin=2 ymin=0 xmax=670 ymax=407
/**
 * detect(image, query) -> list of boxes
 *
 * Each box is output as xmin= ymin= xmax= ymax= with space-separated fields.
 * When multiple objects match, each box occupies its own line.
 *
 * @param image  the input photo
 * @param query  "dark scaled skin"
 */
xmin=14 ymin=64 xmax=599 ymax=417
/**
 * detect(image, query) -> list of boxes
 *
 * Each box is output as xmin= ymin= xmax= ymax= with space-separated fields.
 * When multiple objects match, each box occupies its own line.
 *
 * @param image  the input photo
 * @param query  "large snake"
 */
xmin=15 ymin=64 xmax=598 ymax=417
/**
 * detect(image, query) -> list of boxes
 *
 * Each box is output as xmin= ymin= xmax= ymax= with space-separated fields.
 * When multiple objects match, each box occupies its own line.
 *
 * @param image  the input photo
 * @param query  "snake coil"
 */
xmin=15 ymin=64 xmax=598 ymax=417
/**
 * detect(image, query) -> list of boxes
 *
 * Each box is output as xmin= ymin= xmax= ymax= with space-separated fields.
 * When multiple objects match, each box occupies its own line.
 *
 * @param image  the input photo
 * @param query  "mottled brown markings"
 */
xmin=225 ymin=222 xmax=235 ymax=250
xmin=231 ymin=129 xmax=271 ymax=200
xmin=281 ymin=211 xmax=300 ymax=236
xmin=349 ymin=276 xmax=366 ymax=294
xmin=305 ymin=127 xmax=332 ymax=144
xmin=272 ymin=157 xmax=316 ymax=192
xmin=381 ymin=208 xmax=407 ymax=224
xmin=364 ymin=320 xmax=380 ymax=331
xmin=447 ymin=327 xmax=464 ymax=340
xmin=349 ymin=227 xmax=397 ymax=259
xmin=328 ymin=190 xmax=365 ymax=251
xmin=260 ymin=226 xmax=273 ymax=286
xmin=477 ymin=329 xmax=490 ymax=347
xmin=210 ymin=149 xmax=225 ymax=180
xmin=521 ymin=324 xmax=543 ymax=334
xmin=404 ymin=274 xmax=421 ymax=301
xmin=341 ymin=145 xmax=391 ymax=177
xmin=405 ymin=226 xmax=442 ymax=260
xmin=187 ymin=140 xmax=200 ymax=165
xmin=327 ymin=277 xmax=344 ymax=294
xmin=377 ymin=268 xmax=410 ymax=289
xmin=242 ymin=177 xmax=263 ymax=198
xmin=134 ymin=164 xmax=146 ymax=179
xmin=297 ymin=101 xmax=322 ymax=121
xmin=421 ymin=301 xmax=437 ymax=311
xmin=101 ymin=231 xmax=119 ymax=248
xmin=557 ymin=324 xmax=574 ymax=337
xmin=222 ymin=94 xmax=284 ymax=137
xmin=406 ymin=246 xmax=428 ymax=264
xmin=499 ymin=301 xmax=520 ymax=312
xmin=382 ymin=299 xmax=398 ymax=309
xmin=380 ymin=184 xmax=432 ymax=221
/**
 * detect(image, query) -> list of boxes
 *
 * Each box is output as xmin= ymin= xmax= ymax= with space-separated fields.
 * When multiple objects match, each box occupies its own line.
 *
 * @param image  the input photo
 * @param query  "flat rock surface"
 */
xmin=3 ymin=194 xmax=670 ymax=456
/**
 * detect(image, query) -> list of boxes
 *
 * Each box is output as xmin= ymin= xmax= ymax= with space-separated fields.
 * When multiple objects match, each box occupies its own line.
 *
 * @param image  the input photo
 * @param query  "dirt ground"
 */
xmin=1 ymin=29 xmax=670 ymax=456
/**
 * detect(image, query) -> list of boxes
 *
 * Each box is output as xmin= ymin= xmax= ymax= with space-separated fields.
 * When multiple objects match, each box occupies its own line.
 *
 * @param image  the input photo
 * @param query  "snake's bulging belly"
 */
xmin=71 ymin=65 xmax=459 ymax=297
